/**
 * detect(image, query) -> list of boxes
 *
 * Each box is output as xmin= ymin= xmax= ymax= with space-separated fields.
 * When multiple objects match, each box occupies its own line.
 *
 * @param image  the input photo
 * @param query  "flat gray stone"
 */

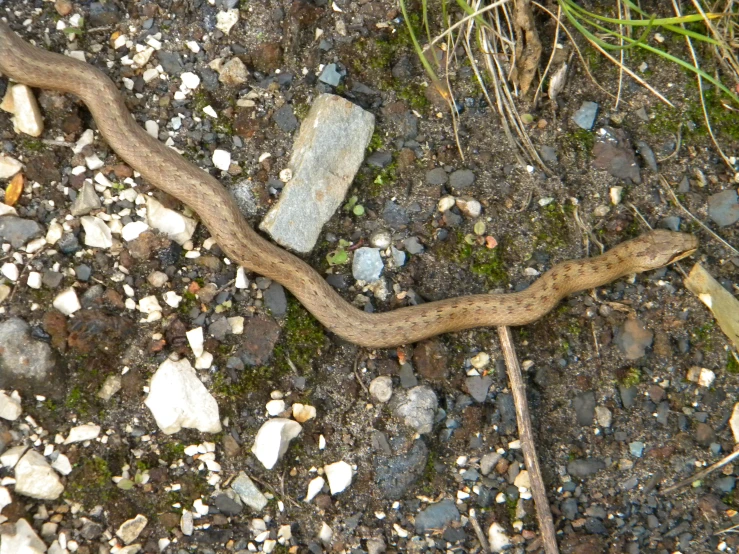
xmin=71 ymin=181 xmax=102 ymax=216
xmin=573 ymin=101 xmax=599 ymax=130
xmin=272 ymin=104 xmax=298 ymax=133
xmin=260 ymin=94 xmax=374 ymax=253
xmin=426 ymin=167 xmax=447 ymax=185
xmin=415 ymin=499 xmax=460 ymax=533
xmin=465 ymin=376 xmax=493 ymax=403
xmin=708 ymin=189 xmax=739 ymax=227
xmin=449 ymin=169 xmax=475 ymax=189
xmin=263 ymin=283 xmax=287 ymax=317
xmin=0 ymin=318 xmax=64 ymax=399
xmin=231 ymin=472 xmax=268 ymax=511
xmin=567 ymin=458 xmax=605 ymax=478
xmin=0 ymin=216 xmax=42 ymax=248
xmin=318 ymin=63 xmax=343 ymax=86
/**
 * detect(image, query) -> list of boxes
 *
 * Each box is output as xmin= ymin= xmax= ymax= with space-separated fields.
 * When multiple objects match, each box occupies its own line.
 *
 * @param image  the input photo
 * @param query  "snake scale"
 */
xmin=0 ymin=22 xmax=698 ymax=348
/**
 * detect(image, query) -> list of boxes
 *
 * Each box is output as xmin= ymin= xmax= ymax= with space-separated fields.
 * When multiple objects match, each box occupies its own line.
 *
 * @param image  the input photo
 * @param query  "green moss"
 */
xmin=561 ymin=128 xmax=595 ymax=158
xmin=294 ymin=102 xmax=310 ymax=120
xmin=65 ymin=456 xmax=117 ymax=507
xmin=620 ymin=367 xmax=642 ymax=388
xmin=65 ymin=386 xmax=91 ymax=417
xmin=456 ymin=237 xmax=508 ymax=288
xmin=367 ymin=130 xmax=385 ymax=153
xmin=727 ymin=354 xmax=739 ymax=375
xmin=21 ymin=138 xmax=45 ymax=152
xmin=534 ymin=203 xmax=570 ymax=251
xmin=278 ymin=298 xmax=327 ymax=373
xmin=693 ymin=321 xmax=715 ymax=348
xmin=396 ymin=82 xmax=429 ymax=112
xmin=160 ymin=441 xmax=186 ymax=463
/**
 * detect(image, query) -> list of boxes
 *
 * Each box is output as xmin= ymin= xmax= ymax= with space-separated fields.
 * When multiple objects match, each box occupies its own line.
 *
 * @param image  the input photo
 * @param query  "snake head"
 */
xmin=631 ymin=230 xmax=698 ymax=272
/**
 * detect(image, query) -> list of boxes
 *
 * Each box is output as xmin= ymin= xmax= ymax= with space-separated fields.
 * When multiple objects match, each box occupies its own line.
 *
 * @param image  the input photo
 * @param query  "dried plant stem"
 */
xmin=662 ymin=448 xmax=739 ymax=494
xmin=497 ymin=326 xmax=559 ymax=554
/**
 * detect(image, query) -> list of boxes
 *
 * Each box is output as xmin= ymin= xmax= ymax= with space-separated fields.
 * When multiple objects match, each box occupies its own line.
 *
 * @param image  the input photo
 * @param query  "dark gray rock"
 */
xmin=214 ymin=493 xmax=243 ymax=516
xmin=382 ymin=200 xmax=409 ymax=228
xmin=449 ymin=169 xmax=475 ymax=189
xmin=318 ymin=63 xmax=343 ymax=86
xmin=157 ymin=51 xmax=185 ymax=74
xmin=375 ymin=440 xmax=428 ymax=500
xmin=573 ymin=391 xmax=596 ymax=426
xmin=637 ymin=140 xmax=658 ymax=172
xmin=263 ymin=283 xmax=287 ymax=317
xmin=399 ymin=363 xmax=418 ymax=388
xmin=0 ymin=216 xmax=42 ymax=248
xmin=619 ymin=385 xmax=638 ymax=409
xmin=208 ymin=317 xmax=232 ymax=341
xmin=465 ymin=376 xmax=493 ymax=403
xmin=367 ymin=151 xmax=393 ymax=168
xmin=89 ymin=1 xmax=119 ymax=26
xmin=567 ymin=458 xmax=605 ymax=478
xmin=415 ymin=499 xmax=460 ymax=533
xmin=592 ymin=126 xmax=641 ymax=184
xmin=0 ymin=318 xmax=64 ymax=399
xmin=272 ymin=105 xmax=299 ymax=133
xmin=426 ymin=168 xmax=448 ymax=185
xmin=561 ymin=498 xmax=579 ymax=519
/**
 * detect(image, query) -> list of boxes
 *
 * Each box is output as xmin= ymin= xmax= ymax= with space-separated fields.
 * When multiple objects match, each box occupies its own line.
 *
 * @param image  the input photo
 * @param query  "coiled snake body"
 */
xmin=0 ymin=23 xmax=698 ymax=348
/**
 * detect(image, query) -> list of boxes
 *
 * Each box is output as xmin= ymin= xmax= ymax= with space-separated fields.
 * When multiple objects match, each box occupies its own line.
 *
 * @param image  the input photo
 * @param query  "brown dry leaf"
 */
xmin=685 ymin=263 xmax=739 ymax=350
xmin=4 ymin=173 xmax=24 ymax=207
xmin=510 ymin=0 xmax=542 ymax=95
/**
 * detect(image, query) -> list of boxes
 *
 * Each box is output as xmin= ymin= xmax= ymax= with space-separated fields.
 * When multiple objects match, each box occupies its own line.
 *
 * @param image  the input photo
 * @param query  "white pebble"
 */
xmin=1 ymin=263 xmax=18 ymax=282
xmin=53 ymin=288 xmax=81 ymax=315
xmin=121 ymin=221 xmax=150 ymax=242
xmin=266 ymin=399 xmax=286 ymax=416
xmin=291 ymin=403 xmax=316 ymax=423
xmin=368 ymin=376 xmax=393 ymax=403
xmin=304 ymin=476 xmax=325 ymax=502
xmin=186 ymin=327 xmax=204 ymax=358
xmin=0 ymin=154 xmax=22 ymax=179
xmin=181 ymin=72 xmax=201 ymax=89
xmin=324 ymin=461 xmax=353 ymax=495
xmin=163 ymin=291 xmax=182 ymax=308
xmin=212 ymin=149 xmax=231 ymax=171
xmin=437 ymin=196 xmax=456 ymax=212
xmin=26 ymin=271 xmax=41 ymax=289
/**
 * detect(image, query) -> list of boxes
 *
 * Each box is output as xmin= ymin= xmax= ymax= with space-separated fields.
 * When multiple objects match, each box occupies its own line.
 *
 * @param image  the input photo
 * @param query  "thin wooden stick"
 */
xmin=497 ymin=325 xmax=559 ymax=554
xmin=661 ymin=447 xmax=739 ymax=494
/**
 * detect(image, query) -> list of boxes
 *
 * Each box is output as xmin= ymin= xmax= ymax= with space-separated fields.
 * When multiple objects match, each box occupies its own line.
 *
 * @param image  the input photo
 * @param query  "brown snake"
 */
xmin=0 ymin=22 xmax=698 ymax=348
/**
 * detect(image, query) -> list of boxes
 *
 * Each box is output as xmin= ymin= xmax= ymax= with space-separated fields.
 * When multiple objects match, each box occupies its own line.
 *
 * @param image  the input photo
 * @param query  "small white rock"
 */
xmin=437 ymin=196 xmax=456 ymax=212
xmin=687 ymin=366 xmax=715 ymax=387
xmin=291 ymin=403 xmax=317 ymax=423
xmin=181 ymin=72 xmax=201 ymax=89
xmin=0 ymin=390 xmax=22 ymax=421
xmin=144 ymin=120 xmax=159 ymax=138
xmin=180 ymin=510 xmax=194 ymax=536
xmin=368 ymin=376 xmax=393 ymax=403
xmin=147 ymin=271 xmax=169 ymax=287
xmin=228 ymin=316 xmax=244 ymax=334
xmin=14 ymin=450 xmax=64 ymax=500
xmin=138 ymin=295 xmax=162 ymax=314
xmin=64 ymin=423 xmax=101 ymax=444
xmin=144 ymin=358 xmax=222 ymax=434
xmin=304 ymin=476 xmax=325 ymax=502
xmin=121 ymin=220 xmax=150 ymax=242
xmin=251 ymin=418 xmax=302 ymax=470
xmin=731 ymin=403 xmax=739 ymax=443
xmin=26 ymin=271 xmax=41 ymax=290
xmin=146 ymin=196 xmax=196 ymax=245
xmin=216 ymin=9 xmax=239 ymax=34
xmin=1 ymin=262 xmax=18 ymax=282
xmin=116 ymin=514 xmax=148 ymax=545
xmin=2 ymin=84 xmax=44 ymax=137
xmin=610 ymin=186 xmax=624 ymax=205
xmin=46 ymin=221 xmax=63 ymax=245
xmin=212 ymin=149 xmax=231 ymax=171
xmin=318 ymin=522 xmax=333 ymax=544
xmin=80 ymin=215 xmax=113 ymax=248
xmin=0 ymin=154 xmax=23 ymax=178
xmin=488 ymin=522 xmax=511 ymax=553
xmin=163 ymin=291 xmax=182 ymax=308
xmin=53 ymin=288 xmax=81 ymax=315
xmin=470 ymin=352 xmax=490 ymax=369
xmin=266 ymin=399 xmax=286 ymax=416
xmin=456 ymin=197 xmax=482 ymax=218
xmin=323 ymin=461 xmax=353 ymax=495
xmin=186 ymin=327 xmax=204 ymax=358
xmin=235 ymin=267 xmax=249 ymax=289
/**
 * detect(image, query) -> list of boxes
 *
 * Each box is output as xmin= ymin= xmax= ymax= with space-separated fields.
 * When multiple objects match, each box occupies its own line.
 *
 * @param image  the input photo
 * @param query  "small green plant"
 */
xmin=343 ymin=195 xmax=365 ymax=216
xmin=326 ymin=239 xmax=351 ymax=266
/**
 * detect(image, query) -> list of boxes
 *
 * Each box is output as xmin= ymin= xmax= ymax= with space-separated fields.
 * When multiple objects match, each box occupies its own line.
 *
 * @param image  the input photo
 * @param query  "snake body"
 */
xmin=0 ymin=22 xmax=698 ymax=348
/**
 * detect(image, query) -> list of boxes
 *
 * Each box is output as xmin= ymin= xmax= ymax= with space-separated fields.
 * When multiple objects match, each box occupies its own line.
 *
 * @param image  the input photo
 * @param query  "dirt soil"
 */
xmin=0 ymin=0 xmax=738 ymax=553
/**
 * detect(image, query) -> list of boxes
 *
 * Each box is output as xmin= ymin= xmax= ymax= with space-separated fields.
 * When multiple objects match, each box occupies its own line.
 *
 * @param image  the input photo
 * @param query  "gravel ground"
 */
xmin=0 ymin=1 xmax=738 ymax=553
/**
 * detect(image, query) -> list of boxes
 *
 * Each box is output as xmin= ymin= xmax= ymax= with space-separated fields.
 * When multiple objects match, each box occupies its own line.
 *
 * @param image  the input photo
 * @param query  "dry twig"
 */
xmin=497 ymin=326 xmax=559 ymax=554
xmin=661 ymin=447 xmax=739 ymax=494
